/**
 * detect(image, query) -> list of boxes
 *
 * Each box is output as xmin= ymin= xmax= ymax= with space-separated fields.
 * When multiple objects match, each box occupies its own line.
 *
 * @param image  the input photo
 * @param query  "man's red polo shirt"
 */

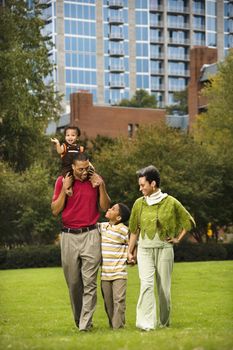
xmin=52 ymin=176 xmax=100 ymax=229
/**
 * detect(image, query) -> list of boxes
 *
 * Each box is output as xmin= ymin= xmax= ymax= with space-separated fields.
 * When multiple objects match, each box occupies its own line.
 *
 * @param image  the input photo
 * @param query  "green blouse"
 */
xmin=129 ymin=195 xmax=195 ymax=240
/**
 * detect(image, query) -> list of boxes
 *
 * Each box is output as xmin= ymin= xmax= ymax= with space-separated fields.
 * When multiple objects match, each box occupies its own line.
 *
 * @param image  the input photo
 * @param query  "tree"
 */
xmin=194 ymin=50 xmax=233 ymax=226
xmin=0 ymin=161 xmax=60 ymax=247
xmin=166 ymin=88 xmax=188 ymax=115
xmin=0 ymin=0 xmax=62 ymax=172
xmin=118 ymin=89 xmax=157 ymax=108
xmin=92 ymin=124 xmax=226 ymax=235
xmin=194 ymin=51 xmax=233 ymax=163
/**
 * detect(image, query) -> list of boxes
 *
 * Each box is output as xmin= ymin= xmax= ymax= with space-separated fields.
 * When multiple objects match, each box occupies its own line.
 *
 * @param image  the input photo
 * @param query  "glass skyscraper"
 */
xmin=41 ymin=0 xmax=233 ymax=109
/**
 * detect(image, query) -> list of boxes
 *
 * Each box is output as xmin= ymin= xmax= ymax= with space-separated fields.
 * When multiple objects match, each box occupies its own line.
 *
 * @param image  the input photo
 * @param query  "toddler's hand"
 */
xmin=51 ymin=137 xmax=60 ymax=145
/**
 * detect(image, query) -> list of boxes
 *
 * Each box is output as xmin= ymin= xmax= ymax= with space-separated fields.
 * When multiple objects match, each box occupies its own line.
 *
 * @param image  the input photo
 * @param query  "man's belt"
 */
xmin=62 ymin=224 xmax=97 ymax=234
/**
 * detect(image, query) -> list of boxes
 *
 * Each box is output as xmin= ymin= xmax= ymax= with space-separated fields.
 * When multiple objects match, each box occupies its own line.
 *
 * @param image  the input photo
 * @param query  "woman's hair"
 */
xmin=118 ymin=203 xmax=131 ymax=224
xmin=136 ymin=165 xmax=160 ymax=187
xmin=64 ymin=125 xmax=81 ymax=137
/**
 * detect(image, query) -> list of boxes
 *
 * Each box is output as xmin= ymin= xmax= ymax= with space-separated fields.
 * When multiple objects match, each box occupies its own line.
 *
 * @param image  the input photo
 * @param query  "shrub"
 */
xmin=0 ymin=243 xmax=232 ymax=270
xmin=0 ymin=245 xmax=61 ymax=270
xmin=174 ymin=242 xmax=228 ymax=262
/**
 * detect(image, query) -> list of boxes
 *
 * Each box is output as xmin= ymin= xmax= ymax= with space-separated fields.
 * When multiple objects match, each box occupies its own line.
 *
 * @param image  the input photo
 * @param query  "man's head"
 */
xmin=136 ymin=165 xmax=160 ymax=197
xmin=64 ymin=126 xmax=81 ymax=145
xmin=72 ymin=153 xmax=90 ymax=181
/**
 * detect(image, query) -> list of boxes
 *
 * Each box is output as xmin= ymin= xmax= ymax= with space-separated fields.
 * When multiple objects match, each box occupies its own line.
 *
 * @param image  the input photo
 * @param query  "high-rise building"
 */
xmin=41 ymin=0 xmax=233 ymax=110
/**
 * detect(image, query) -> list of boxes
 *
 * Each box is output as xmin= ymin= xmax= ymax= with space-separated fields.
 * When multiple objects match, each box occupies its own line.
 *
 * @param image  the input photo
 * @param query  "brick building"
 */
xmin=69 ymin=91 xmax=166 ymax=138
xmin=188 ymin=46 xmax=218 ymax=127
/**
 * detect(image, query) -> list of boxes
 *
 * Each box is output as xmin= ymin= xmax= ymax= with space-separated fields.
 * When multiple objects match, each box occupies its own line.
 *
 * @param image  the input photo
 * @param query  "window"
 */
xmin=136 ymin=59 xmax=149 ymax=73
xmin=206 ymin=1 xmax=216 ymax=16
xmin=207 ymin=17 xmax=216 ymax=31
xmin=207 ymin=32 xmax=216 ymax=47
xmin=128 ymin=124 xmax=133 ymax=138
xmin=136 ymin=43 xmax=148 ymax=57
xmin=136 ymin=11 xmax=148 ymax=25
xmin=136 ymin=0 xmax=148 ymax=9
xmin=136 ymin=27 xmax=148 ymax=41
xmin=136 ymin=75 xmax=149 ymax=88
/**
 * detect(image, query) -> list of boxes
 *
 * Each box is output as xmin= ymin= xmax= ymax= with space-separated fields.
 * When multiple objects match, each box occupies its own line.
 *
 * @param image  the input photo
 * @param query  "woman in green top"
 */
xmin=128 ymin=165 xmax=195 ymax=331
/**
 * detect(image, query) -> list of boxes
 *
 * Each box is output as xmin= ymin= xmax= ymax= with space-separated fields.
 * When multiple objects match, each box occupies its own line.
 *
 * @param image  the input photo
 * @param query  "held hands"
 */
xmin=127 ymin=248 xmax=137 ymax=266
xmin=127 ymin=252 xmax=136 ymax=265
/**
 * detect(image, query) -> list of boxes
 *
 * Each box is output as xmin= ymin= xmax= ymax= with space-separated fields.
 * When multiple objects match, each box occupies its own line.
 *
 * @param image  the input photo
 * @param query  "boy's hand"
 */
xmin=51 ymin=137 xmax=60 ymax=145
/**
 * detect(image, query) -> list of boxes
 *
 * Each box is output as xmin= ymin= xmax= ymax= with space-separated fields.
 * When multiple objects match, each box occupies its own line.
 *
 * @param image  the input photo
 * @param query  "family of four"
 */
xmin=51 ymin=126 xmax=195 ymax=332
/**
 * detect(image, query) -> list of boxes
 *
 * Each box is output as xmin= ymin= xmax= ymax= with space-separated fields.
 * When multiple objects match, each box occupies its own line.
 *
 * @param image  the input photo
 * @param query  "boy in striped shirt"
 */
xmin=99 ymin=203 xmax=130 ymax=329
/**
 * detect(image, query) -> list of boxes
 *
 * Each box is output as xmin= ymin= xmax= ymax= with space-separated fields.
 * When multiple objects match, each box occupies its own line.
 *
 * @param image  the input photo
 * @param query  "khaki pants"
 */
xmin=136 ymin=246 xmax=174 ymax=330
xmin=61 ymin=229 xmax=101 ymax=331
xmin=101 ymin=279 xmax=127 ymax=329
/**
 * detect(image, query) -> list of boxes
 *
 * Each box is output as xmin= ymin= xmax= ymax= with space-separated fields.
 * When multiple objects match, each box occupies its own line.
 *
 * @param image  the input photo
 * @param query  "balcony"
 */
xmin=108 ymin=48 xmax=124 ymax=56
xmin=109 ymin=32 xmax=124 ymax=41
xmin=151 ymin=84 xmax=165 ymax=91
xmin=193 ymin=24 xmax=205 ymax=31
xmin=167 ymin=22 xmax=190 ymax=30
xmin=167 ymin=6 xmax=189 ymax=14
xmin=109 ymin=80 xmax=125 ymax=88
xmin=192 ymin=7 xmax=205 ymax=16
xmin=168 ymin=85 xmax=186 ymax=91
xmin=108 ymin=16 xmax=124 ymax=25
xmin=168 ymin=37 xmax=190 ymax=45
xmin=149 ymin=5 xmax=163 ymax=12
xmin=150 ymin=36 xmax=164 ymax=44
xmin=151 ymin=68 xmax=164 ymax=75
xmin=150 ymin=21 xmax=164 ymax=28
xmin=167 ymin=54 xmax=189 ymax=61
xmin=193 ymin=39 xmax=205 ymax=46
xmin=151 ymin=52 xmax=164 ymax=60
xmin=168 ymin=70 xmax=190 ymax=77
xmin=109 ymin=64 xmax=125 ymax=72
xmin=108 ymin=0 xmax=124 ymax=9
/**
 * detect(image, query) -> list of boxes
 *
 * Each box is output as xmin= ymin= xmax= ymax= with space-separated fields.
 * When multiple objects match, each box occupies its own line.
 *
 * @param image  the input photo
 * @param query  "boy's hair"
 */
xmin=118 ymin=203 xmax=131 ymax=224
xmin=64 ymin=125 xmax=81 ymax=137
xmin=136 ymin=165 xmax=160 ymax=187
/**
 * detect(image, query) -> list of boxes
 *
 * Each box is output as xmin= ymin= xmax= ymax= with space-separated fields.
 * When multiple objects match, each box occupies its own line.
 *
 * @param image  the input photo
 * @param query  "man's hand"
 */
xmin=89 ymin=173 xmax=103 ymax=188
xmin=62 ymin=173 xmax=73 ymax=192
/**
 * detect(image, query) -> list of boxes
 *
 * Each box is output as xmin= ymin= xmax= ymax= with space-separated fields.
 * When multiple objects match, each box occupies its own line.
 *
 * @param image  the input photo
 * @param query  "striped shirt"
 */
xmin=100 ymin=222 xmax=129 ymax=281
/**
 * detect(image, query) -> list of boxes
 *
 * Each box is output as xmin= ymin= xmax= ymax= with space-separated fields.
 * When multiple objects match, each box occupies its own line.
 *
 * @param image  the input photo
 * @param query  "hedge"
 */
xmin=0 ymin=243 xmax=232 ymax=270
xmin=0 ymin=245 xmax=61 ymax=270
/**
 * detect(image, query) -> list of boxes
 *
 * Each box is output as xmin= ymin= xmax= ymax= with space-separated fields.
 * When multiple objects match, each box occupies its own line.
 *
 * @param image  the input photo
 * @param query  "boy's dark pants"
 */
xmin=101 ymin=279 xmax=127 ymax=329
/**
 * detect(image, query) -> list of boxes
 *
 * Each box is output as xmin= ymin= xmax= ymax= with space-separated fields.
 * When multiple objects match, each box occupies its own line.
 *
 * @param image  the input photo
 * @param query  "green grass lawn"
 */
xmin=0 ymin=261 xmax=233 ymax=350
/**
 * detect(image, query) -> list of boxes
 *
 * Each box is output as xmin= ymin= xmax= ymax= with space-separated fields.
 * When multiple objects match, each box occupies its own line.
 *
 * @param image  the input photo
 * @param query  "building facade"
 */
xmin=69 ymin=91 xmax=166 ymax=138
xmin=188 ymin=46 xmax=220 ymax=127
xmin=42 ymin=0 xmax=233 ymax=110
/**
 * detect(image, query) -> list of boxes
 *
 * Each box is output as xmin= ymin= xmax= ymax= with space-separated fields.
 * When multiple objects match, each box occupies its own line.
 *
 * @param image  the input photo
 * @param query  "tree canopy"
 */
xmin=118 ymin=89 xmax=157 ymax=108
xmin=0 ymin=0 xmax=62 ymax=171
xmin=92 ymin=124 xmax=228 ymax=231
xmin=194 ymin=50 xmax=233 ymax=163
xmin=166 ymin=88 xmax=188 ymax=115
